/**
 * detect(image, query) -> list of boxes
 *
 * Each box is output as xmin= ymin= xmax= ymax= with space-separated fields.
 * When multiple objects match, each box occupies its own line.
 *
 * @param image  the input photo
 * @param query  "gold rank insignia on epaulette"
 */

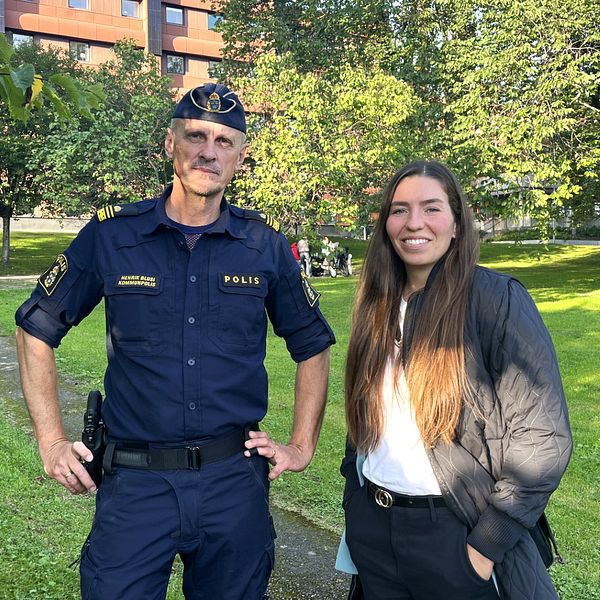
xmin=95 ymin=202 xmax=150 ymax=222
xmin=242 ymin=209 xmax=281 ymax=232
xmin=96 ymin=204 xmax=122 ymax=222
xmin=260 ymin=212 xmax=280 ymax=232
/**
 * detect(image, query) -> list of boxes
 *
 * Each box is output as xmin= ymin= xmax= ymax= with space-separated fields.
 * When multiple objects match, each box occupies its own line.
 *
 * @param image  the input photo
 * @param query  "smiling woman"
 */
xmin=338 ymin=160 xmax=572 ymax=600
xmin=386 ymin=175 xmax=457 ymax=297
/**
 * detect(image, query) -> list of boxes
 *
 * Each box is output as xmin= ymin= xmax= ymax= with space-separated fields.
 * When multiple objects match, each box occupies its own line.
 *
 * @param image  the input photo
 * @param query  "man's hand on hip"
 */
xmin=244 ymin=430 xmax=312 ymax=481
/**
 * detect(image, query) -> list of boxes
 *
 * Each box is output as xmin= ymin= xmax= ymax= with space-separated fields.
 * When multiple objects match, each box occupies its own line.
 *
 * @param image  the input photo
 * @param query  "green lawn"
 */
xmin=1 ymin=234 xmax=599 ymax=598
xmin=0 ymin=232 xmax=77 ymax=277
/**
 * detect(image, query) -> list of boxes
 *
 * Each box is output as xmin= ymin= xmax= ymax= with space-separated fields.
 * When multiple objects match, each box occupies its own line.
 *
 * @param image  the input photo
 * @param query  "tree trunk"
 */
xmin=1 ymin=205 xmax=13 ymax=265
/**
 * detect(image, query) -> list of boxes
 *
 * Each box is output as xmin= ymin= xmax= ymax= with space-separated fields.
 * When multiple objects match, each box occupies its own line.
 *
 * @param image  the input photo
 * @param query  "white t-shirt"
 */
xmin=362 ymin=298 xmax=442 ymax=495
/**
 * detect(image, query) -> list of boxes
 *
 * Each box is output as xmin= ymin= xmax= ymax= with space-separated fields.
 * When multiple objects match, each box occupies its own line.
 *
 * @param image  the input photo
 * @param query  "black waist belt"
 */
xmin=365 ymin=479 xmax=445 ymax=509
xmin=108 ymin=427 xmax=253 ymax=471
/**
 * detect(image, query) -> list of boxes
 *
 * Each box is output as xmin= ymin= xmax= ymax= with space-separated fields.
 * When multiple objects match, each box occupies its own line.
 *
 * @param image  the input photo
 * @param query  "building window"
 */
xmin=11 ymin=33 xmax=35 ymax=48
xmin=165 ymin=6 xmax=184 ymax=25
xmin=208 ymin=60 xmax=220 ymax=78
xmin=68 ymin=0 xmax=89 ymax=9
xmin=166 ymin=54 xmax=185 ymax=75
xmin=207 ymin=13 xmax=222 ymax=30
xmin=121 ymin=0 xmax=140 ymax=18
xmin=69 ymin=41 xmax=90 ymax=63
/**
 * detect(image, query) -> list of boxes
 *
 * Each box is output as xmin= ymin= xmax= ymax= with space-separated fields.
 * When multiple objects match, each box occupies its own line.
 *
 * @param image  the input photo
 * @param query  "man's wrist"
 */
xmin=38 ymin=436 xmax=69 ymax=456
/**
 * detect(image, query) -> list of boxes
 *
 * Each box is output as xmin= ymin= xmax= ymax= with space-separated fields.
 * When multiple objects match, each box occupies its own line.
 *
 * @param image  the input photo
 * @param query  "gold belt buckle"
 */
xmin=374 ymin=487 xmax=393 ymax=509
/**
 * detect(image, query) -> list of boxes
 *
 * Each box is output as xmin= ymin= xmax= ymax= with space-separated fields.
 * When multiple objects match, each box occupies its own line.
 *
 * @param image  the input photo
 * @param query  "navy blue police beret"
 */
xmin=172 ymin=83 xmax=246 ymax=134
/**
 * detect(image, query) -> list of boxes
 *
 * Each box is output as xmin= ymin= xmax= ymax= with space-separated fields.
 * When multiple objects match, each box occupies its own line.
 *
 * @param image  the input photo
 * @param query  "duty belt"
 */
xmin=365 ymin=479 xmax=445 ymax=509
xmin=104 ymin=425 xmax=257 ymax=472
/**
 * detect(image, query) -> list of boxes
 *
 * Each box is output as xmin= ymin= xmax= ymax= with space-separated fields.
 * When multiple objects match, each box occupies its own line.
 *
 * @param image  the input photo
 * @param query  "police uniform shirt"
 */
xmin=16 ymin=186 xmax=335 ymax=442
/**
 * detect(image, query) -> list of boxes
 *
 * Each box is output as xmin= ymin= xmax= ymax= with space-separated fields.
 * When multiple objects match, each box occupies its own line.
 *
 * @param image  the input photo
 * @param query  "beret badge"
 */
xmin=207 ymin=92 xmax=221 ymax=112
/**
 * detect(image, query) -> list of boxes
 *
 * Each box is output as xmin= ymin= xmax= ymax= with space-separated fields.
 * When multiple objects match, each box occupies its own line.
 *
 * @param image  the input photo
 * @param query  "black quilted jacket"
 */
xmin=342 ymin=264 xmax=572 ymax=599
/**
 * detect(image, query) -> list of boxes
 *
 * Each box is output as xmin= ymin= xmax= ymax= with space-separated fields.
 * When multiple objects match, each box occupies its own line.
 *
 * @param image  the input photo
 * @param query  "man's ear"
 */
xmin=165 ymin=129 xmax=174 ymax=159
xmin=236 ymin=144 xmax=248 ymax=170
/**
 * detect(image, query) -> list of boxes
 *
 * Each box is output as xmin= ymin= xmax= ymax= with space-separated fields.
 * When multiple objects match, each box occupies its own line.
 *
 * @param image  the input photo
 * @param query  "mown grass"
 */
xmin=1 ymin=234 xmax=599 ymax=598
xmin=0 ymin=233 xmax=77 ymax=276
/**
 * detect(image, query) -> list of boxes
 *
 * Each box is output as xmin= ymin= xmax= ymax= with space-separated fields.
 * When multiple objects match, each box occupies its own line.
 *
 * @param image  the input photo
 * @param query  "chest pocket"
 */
xmin=104 ymin=273 xmax=172 ymax=355
xmin=209 ymin=273 xmax=268 ymax=353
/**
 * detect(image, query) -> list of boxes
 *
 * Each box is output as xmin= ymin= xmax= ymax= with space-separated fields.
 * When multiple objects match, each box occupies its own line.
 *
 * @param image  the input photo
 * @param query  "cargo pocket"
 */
xmin=79 ymin=471 xmax=120 ymax=599
xmin=79 ymin=529 xmax=98 ymax=599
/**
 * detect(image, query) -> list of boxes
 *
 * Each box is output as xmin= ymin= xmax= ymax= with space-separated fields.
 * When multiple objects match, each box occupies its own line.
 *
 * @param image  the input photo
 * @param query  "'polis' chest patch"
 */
xmin=221 ymin=274 xmax=263 ymax=288
xmin=39 ymin=254 xmax=68 ymax=296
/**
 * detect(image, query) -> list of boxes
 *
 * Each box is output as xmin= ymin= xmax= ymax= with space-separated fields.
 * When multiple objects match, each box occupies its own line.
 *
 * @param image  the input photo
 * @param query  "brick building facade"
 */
xmin=1 ymin=0 xmax=223 ymax=90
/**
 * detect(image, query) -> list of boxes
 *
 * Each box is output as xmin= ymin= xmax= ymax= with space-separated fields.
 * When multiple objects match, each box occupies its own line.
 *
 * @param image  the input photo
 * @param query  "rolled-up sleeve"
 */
xmin=15 ymin=220 xmax=104 ymax=348
xmin=265 ymin=233 xmax=335 ymax=362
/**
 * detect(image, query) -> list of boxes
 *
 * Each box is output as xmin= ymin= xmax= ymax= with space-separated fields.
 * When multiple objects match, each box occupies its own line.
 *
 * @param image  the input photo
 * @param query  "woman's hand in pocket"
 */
xmin=467 ymin=544 xmax=494 ymax=581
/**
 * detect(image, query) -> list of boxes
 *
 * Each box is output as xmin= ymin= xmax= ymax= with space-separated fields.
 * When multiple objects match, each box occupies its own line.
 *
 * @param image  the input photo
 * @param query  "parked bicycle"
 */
xmin=332 ymin=247 xmax=352 ymax=277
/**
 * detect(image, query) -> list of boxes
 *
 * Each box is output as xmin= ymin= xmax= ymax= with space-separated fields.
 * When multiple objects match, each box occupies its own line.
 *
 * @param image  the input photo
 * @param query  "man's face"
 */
xmin=165 ymin=119 xmax=247 ymax=202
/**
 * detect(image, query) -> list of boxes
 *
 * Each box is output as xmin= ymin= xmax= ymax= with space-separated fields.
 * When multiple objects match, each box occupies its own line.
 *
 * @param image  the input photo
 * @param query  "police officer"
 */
xmin=15 ymin=83 xmax=335 ymax=600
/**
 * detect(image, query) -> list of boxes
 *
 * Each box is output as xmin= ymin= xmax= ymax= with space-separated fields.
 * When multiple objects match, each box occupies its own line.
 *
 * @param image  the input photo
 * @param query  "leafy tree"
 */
xmin=215 ymin=0 xmax=396 ymax=78
xmin=0 ymin=33 xmax=103 ymax=123
xmin=406 ymin=0 xmax=600 ymax=232
xmin=32 ymin=40 xmax=176 ymax=215
xmin=0 ymin=35 xmax=104 ymax=264
xmin=216 ymin=0 xmax=600 ymax=235
xmin=215 ymin=1 xmax=416 ymax=231
xmin=230 ymin=53 xmax=417 ymax=231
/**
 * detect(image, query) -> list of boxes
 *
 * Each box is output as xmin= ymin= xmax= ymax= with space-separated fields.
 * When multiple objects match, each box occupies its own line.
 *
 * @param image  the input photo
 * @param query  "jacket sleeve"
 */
xmin=467 ymin=278 xmax=572 ymax=563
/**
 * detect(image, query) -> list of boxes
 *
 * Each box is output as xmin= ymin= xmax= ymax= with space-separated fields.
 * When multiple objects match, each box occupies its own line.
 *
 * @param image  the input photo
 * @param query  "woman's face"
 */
xmin=385 ymin=175 xmax=457 ymax=280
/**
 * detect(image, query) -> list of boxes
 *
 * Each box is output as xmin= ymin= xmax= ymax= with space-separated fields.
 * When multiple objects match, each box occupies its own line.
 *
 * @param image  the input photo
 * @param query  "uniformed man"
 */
xmin=15 ymin=83 xmax=335 ymax=600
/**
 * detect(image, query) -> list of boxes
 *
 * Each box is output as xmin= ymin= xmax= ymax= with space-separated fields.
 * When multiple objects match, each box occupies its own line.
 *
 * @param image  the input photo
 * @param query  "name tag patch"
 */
xmin=116 ymin=274 xmax=159 ymax=289
xmin=221 ymin=274 xmax=263 ymax=288
xmin=39 ymin=254 xmax=68 ymax=296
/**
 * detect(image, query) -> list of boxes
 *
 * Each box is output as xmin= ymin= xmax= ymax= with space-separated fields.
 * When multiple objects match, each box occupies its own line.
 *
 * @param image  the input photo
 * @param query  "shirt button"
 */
xmin=187 ymin=358 xmax=196 ymax=366
xmin=190 ymin=275 xmax=197 ymax=282
xmin=187 ymin=316 xmax=195 ymax=324
xmin=188 ymin=402 xmax=196 ymax=410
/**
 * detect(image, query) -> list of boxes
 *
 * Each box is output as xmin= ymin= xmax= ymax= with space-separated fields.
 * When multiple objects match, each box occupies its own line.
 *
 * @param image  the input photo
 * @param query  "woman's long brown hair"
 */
xmin=345 ymin=161 xmax=479 ymax=451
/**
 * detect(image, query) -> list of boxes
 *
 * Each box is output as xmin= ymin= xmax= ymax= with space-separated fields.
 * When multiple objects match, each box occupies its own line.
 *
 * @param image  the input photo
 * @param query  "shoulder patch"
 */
xmin=95 ymin=202 xmax=154 ymax=223
xmin=39 ymin=254 xmax=68 ymax=296
xmin=300 ymin=271 xmax=321 ymax=307
xmin=241 ymin=208 xmax=281 ymax=232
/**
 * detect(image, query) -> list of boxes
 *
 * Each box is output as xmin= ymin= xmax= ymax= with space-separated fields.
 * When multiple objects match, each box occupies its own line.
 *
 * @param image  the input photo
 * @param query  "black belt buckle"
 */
xmin=187 ymin=446 xmax=201 ymax=469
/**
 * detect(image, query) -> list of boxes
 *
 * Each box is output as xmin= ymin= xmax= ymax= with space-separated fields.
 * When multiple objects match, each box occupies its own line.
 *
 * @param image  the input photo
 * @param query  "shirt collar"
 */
xmin=139 ymin=184 xmax=246 ymax=240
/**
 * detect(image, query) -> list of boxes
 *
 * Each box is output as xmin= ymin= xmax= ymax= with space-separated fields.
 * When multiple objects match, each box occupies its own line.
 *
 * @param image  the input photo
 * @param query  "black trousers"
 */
xmin=345 ymin=485 xmax=500 ymax=600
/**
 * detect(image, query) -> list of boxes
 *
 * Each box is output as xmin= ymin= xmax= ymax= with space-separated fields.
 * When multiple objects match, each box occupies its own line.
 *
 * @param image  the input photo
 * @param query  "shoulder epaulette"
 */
xmin=240 ymin=208 xmax=281 ymax=232
xmin=95 ymin=201 xmax=154 ymax=223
